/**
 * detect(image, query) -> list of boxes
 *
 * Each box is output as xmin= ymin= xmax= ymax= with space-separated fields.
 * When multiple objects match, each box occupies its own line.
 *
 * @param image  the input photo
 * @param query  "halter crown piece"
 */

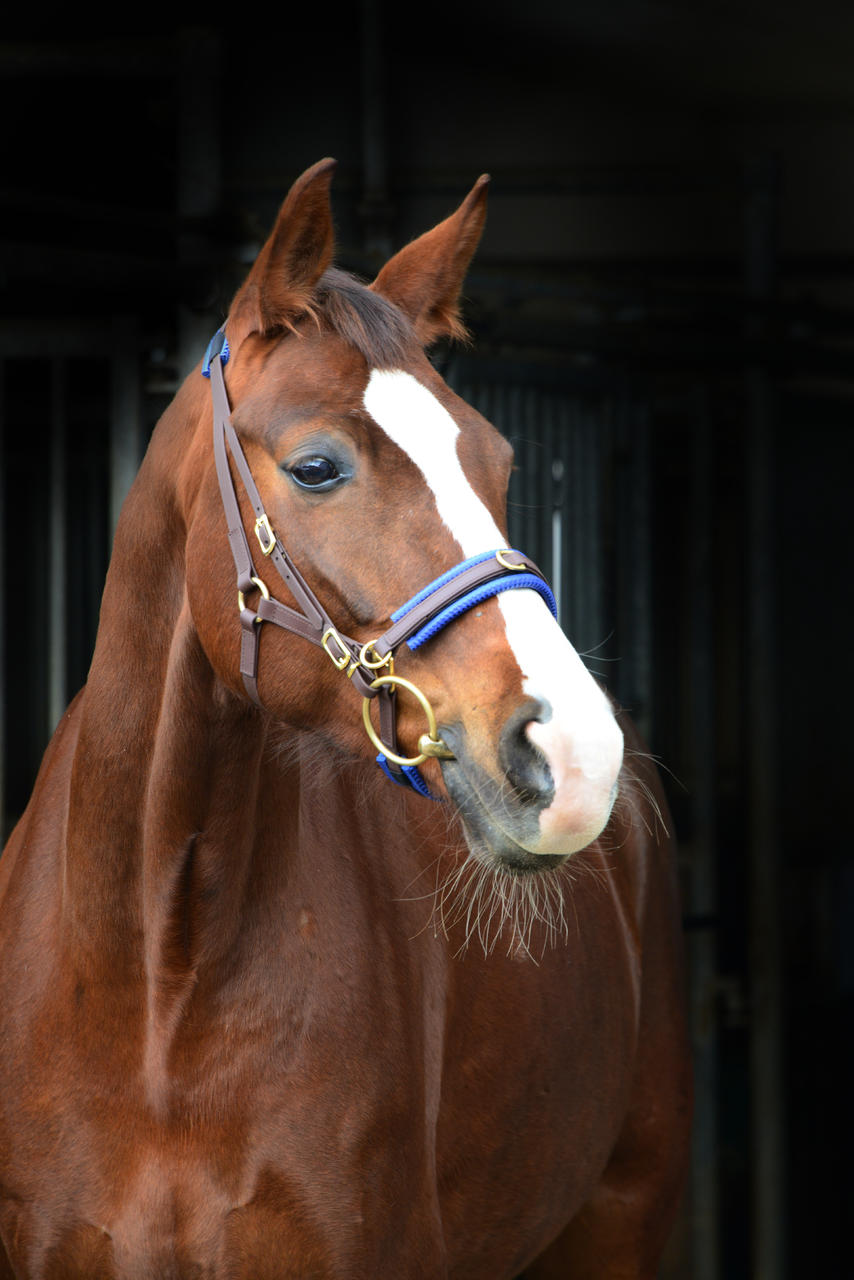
xmin=203 ymin=329 xmax=557 ymax=800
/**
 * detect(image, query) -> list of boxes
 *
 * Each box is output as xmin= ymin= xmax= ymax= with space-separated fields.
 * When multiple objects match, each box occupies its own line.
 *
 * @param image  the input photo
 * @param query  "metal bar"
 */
xmin=110 ymin=321 xmax=141 ymax=538
xmin=747 ymin=373 xmax=784 ymax=1280
xmin=511 ymin=385 xmax=532 ymax=557
xmin=578 ymin=404 xmax=591 ymax=655
xmin=48 ymin=359 xmax=68 ymax=732
xmin=548 ymin=397 xmax=564 ymax=626
xmin=560 ymin=403 xmax=571 ymax=627
xmin=583 ymin=404 xmax=604 ymax=659
xmin=633 ymin=404 xmax=653 ymax=738
xmin=555 ymin=400 xmax=571 ymax=632
xmin=0 ymin=360 xmax=5 ymax=839
xmin=617 ymin=398 xmax=653 ymax=740
xmin=689 ymin=386 xmax=721 ymax=1280
xmin=569 ymin=401 xmax=584 ymax=640
xmin=524 ymin=388 xmax=541 ymax=569
xmin=745 ymin=151 xmax=785 ymax=1280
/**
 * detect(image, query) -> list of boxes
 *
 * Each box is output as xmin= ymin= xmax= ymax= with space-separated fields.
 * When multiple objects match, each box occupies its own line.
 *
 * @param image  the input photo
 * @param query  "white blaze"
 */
xmin=363 ymin=369 xmax=623 ymax=853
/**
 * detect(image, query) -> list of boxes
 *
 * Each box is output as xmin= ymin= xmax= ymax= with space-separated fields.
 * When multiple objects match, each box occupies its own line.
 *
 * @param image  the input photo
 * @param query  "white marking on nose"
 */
xmin=363 ymin=369 xmax=623 ymax=853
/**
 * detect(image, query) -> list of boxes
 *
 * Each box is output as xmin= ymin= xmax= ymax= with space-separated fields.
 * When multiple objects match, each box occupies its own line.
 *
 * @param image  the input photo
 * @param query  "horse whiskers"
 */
xmin=266 ymin=722 xmax=628 ymax=964
xmin=622 ymin=743 xmax=685 ymax=790
xmin=377 ymin=765 xmax=631 ymax=960
xmin=614 ymin=756 xmax=668 ymax=842
xmin=418 ymin=852 xmax=577 ymax=961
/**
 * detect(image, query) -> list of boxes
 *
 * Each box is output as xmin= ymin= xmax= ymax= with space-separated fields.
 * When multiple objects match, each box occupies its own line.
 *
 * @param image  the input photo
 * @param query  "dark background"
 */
xmin=2 ymin=5 xmax=853 ymax=1276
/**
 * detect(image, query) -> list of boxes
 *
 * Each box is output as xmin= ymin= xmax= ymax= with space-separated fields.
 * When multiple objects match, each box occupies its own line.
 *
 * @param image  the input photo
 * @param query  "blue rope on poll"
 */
xmin=202 ymin=329 xmax=230 ymax=378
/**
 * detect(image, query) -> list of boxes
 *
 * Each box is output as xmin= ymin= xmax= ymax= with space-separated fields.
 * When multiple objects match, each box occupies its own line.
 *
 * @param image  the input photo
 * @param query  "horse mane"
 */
xmin=312 ymin=266 xmax=419 ymax=368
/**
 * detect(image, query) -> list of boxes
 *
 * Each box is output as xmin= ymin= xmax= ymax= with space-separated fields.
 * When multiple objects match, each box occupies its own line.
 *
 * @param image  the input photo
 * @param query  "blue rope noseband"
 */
xmin=393 ymin=552 xmax=556 ymax=651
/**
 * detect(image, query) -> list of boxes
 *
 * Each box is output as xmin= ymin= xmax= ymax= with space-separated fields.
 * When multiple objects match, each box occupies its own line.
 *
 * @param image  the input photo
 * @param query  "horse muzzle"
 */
xmin=436 ymin=696 xmax=624 ymax=870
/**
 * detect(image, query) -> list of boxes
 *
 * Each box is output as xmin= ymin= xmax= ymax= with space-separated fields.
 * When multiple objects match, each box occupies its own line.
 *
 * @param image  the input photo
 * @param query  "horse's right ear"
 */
xmin=226 ymin=158 xmax=337 ymax=352
xmin=371 ymin=174 xmax=490 ymax=346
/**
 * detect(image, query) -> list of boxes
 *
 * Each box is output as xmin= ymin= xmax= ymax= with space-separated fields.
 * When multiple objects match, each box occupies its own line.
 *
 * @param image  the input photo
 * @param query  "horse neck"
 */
xmin=61 ymin=379 xmax=269 ymax=977
xmin=59 ymin=374 xmax=433 ymax=1013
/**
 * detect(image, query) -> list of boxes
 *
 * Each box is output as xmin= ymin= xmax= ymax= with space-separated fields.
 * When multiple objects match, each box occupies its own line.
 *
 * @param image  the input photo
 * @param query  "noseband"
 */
xmin=204 ymin=330 xmax=556 ymax=798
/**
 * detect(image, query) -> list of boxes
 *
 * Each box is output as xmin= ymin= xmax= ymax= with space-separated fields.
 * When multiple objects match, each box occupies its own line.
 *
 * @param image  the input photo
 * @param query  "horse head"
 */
xmin=182 ymin=158 xmax=623 ymax=873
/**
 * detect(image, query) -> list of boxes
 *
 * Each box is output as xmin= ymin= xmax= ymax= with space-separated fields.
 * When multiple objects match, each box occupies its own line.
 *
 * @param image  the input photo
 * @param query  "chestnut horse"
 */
xmin=0 ymin=159 xmax=691 ymax=1279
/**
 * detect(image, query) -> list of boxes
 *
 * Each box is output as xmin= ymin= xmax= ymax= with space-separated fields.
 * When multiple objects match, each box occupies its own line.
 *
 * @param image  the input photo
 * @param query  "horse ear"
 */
xmin=227 ymin=157 xmax=337 ymax=350
xmin=371 ymin=174 xmax=490 ymax=345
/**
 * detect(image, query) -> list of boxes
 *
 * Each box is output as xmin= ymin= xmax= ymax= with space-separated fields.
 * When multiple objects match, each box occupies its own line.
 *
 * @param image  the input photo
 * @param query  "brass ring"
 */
xmin=495 ymin=548 xmax=526 ymax=571
xmin=237 ymin=575 xmax=270 ymax=616
xmin=362 ymin=674 xmax=445 ymax=768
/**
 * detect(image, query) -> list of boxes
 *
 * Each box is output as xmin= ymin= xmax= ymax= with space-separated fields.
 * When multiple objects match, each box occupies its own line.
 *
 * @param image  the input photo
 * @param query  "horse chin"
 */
xmin=460 ymin=822 xmax=573 ymax=876
xmin=440 ymin=759 xmax=579 ymax=875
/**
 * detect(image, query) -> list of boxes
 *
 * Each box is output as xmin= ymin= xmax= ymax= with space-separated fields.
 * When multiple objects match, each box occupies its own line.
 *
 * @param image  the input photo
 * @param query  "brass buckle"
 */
xmin=358 ymin=639 xmax=392 ymax=671
xmin=254 ymin=514 xmax=276 ymax=557
xmin=361 ymin=674 xmax=454 ymax=768
xmin=322 ymin=627 xmax=352 ymax=671
xmin=495 ymin=548 xmax=525 ymax=571
xmin=237 ymin=575 xmax=270 ymax=622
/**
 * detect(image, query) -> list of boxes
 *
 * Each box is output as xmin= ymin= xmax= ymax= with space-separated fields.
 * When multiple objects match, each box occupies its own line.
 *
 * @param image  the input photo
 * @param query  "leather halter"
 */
xmin=204 ymin=330 xmax=557 ymax=797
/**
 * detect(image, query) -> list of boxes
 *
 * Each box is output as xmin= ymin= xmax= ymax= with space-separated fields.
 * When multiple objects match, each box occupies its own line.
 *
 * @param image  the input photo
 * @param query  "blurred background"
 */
xmin=1 ymin=4 xmax=852 ymax=1275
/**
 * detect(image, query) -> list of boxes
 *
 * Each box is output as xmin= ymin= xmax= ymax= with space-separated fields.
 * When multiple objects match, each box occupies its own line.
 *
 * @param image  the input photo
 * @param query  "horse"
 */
xmin=0 ymin=158 xmax=691 ymax=1279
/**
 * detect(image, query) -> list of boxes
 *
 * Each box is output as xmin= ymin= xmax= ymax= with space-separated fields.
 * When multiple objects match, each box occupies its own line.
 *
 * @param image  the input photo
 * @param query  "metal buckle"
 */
xmin=322 ymin=627 xmax=352 ymax=671
xmin=358 ymin=639 xmax=392 ymax=671
xmin=495 ymin=548 xmax=525 ymax=571
xmin=254 ymin=514 xmax=276 ymax=557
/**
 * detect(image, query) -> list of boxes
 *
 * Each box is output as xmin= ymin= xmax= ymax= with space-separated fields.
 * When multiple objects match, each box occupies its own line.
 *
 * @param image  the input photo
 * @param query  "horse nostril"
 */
xmin=499 ymin=699 xmax=555 ymax=807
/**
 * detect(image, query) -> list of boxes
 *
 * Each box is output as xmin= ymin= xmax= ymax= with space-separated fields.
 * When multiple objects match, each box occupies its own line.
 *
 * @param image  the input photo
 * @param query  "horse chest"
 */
xmin=0 ymin=907 xmax=639 ymax=1280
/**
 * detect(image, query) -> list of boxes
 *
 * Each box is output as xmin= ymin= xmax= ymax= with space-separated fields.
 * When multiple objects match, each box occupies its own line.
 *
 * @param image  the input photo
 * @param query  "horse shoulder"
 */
xmin=0 ymin=688 xmax=85 ymax=922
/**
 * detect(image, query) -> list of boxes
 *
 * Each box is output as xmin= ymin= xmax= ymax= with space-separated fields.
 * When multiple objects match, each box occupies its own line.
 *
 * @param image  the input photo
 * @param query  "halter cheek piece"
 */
xmin=203 ymin=330 xmax=557 ymax=800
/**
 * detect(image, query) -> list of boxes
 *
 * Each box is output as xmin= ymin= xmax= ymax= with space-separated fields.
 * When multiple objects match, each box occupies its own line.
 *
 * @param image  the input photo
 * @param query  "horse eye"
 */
xmin=287 ymin=456 xmax=342 ymax=490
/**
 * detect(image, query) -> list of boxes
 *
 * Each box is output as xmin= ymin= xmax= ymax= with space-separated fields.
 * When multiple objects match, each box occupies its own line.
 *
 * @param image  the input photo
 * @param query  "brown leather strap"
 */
xmin=210 ymin=355 xmax=376 ymax=703
xmin=210 ymin=356 xmax=258 ymax=597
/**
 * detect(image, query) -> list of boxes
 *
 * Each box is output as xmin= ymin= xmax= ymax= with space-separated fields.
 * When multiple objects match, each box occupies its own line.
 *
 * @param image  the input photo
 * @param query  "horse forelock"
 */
xmin=313 ymin=267 xmax=418 ymax=368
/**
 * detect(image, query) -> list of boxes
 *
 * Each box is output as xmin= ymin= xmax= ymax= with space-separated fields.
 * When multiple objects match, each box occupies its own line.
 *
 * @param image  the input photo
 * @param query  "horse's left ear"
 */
xmin=226 ymin=157 xmax=337 ymax=352
xmin=371 ymin=174 xmax=490 ymax=345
